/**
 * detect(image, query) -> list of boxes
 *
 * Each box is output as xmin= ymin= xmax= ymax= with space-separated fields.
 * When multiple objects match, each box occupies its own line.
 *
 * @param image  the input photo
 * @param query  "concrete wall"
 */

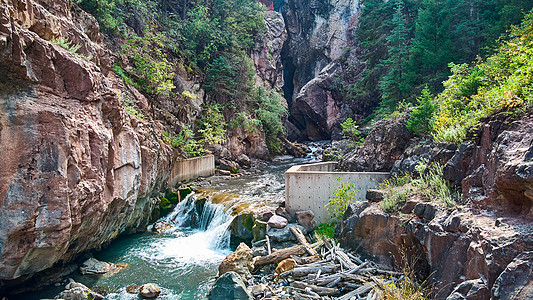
xmin=169 ymin=154 xmax=215 ymax=186
xmin=285 ymin=162 xmax=389 ymax=223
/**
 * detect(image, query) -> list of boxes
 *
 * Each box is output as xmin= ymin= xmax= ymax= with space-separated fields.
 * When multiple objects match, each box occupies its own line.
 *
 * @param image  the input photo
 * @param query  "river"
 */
xmin=25 ymin=142 xmax=328 ymax=300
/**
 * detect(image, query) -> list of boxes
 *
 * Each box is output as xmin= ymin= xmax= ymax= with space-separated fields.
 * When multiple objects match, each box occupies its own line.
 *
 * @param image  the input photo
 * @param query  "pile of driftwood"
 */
xmin=251 ymin=227 xmax=403 ymax=300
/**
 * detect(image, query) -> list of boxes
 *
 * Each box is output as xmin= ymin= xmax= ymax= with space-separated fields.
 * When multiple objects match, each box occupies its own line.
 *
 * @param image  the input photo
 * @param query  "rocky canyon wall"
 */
xmin=0 ymin=0 xmax=184 ymax=289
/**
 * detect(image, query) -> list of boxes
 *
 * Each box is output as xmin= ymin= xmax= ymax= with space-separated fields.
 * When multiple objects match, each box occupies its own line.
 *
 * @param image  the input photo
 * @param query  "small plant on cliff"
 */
xmin=407 ymin=86 xmax=435 ymax=135
xmin=326 ymin=177 xmax=358 ymax=220
xmin=379 ymin=173 xmax=414 ymax=212
xmin=51 ymin=36 xmax=82 ymax=54
xmin=412 ymin=159 xmax=458 ymax=206
xmin=341 ymin=118 xmax=365 ymax=148
xmin=162 ymin=126 xmax=205 ymax=157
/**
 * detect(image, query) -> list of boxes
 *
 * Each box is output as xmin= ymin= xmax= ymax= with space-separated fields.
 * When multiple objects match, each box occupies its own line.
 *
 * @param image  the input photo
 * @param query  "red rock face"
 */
xmin=0 ymin=0 xmax=179 ymax=285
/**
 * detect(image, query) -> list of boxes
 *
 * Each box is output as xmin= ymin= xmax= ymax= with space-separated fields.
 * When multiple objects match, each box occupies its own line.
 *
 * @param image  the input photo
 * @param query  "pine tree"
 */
xmin=378 ymin=0 xmax=410 ymax=111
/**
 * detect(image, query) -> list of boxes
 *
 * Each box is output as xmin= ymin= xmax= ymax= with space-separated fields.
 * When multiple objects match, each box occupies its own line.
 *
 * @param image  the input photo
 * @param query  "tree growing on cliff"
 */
xmin=407 ymin=86 xmax=435 ymax=135
xmin=378 ymin=0 xmax=410 ymax=111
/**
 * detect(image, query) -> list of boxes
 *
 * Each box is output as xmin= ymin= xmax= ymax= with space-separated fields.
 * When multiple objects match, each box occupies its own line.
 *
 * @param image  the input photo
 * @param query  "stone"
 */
xmin=267 ymin=224 xmax=307 ymax=242
xmin=275 ymin=207 xmax=292 ymax=222
xmin=218 ymin=159 xmax=241 ymax=173
xmin=207 ymin=271 xmax=253 ymax=300
xmin=55 ymin=280 xmax=104 ymax=300
xmin=252 ymin=220 xmax=267 ymax=242
xmin=447 ymin=277 xmax=489 ymax=300
xmin=274 ymin=258 xmax=297 ymax=278
xmin=340 ymin=112 xmax=414 ymax=171
xmin=295 ymin=210 xmax=317 ymax=232
xmin=231 ymin=212 xmax=255 ymax=241
xmin=366 ymin=189 xmax=385 ymax=202
xmin=267 ymin=215 xmax=288 ymax=229
xmin=152 ymin=220 xmax=173 ymax=233
xmin=218 ymin=243 xmax=254 ymax=279
xmin=126 ymin=284 xmax=140 ymax=294
xmin=79 ymin=258 xmax=111 ymax=275
xmin=492 ymin=252 xmax=533 ymax=299
xmin=250 ymin=283 xmax=268 ymax=297
xmin=139 ymin=283 xmax=160 ymax=298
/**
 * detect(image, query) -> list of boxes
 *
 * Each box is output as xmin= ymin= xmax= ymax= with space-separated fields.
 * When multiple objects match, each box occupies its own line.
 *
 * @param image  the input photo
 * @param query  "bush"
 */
xmin=326 ymin=177 xmax=357 ymax=220
xmin=407 ymin=86 xmax=435 ymax=135
xmin=341 ymin=118 xmax=365 ymax=147
xmin=314 ymin=222 xmax=336 ymax=240
xmin=122 ymin=26 xmax=175 ymax=96
xmin=197 ymin=104 xmax=227 ymax=146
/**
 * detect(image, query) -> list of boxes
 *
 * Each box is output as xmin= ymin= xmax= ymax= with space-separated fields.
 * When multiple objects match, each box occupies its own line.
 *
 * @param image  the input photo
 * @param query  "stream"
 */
xmin=26 ymin=142 xmax=329 ymax=300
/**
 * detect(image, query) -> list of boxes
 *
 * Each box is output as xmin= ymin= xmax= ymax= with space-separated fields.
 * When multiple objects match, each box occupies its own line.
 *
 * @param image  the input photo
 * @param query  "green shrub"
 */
xmin=407 ymin=86 xmax=435 ymax=135
xmin=412 ymin=159 xmax=458 ymax=206
xmin=197 ymin=104 xmax=227 ymax=146
xmin=326 ymin=177 xmax=357 ymax=220
xmin=341 ymin=118 xmax=365 ymax=147
xmin=162 ymin=126 xmax=205 ymax=157
xmin=122 ymin=26 xmax=175 ymax=96
xmin=314 ymin=222 xmax=336 ymax=240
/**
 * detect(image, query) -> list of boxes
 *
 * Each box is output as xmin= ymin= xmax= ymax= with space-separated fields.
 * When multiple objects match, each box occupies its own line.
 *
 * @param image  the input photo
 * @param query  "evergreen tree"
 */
xmin=378 ymin=0 xmax=410 ymax=110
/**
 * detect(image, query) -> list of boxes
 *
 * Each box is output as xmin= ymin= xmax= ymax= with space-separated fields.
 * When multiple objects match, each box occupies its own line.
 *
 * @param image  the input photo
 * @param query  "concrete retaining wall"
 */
xmin=169 ymin=154 xmax=215 ymax=186
xmin=285 ymin=162 xmax=389 ymax=223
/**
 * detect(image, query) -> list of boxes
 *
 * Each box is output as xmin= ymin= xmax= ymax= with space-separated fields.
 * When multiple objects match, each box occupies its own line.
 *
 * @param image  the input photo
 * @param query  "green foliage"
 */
xmin=254 ymin=87 xmax=287 ymax=153
xmin=314 ymin=222 xmax=336 ymax=240
xmin=433 ymin=13 xmax=533 ymax=143
xmin=407 ymin=87 xmax=435 ymax=135
xmin=197 ymin=104 xmax=227 ymax=146
xmin=341 ymin=118 xmax=365 ymax=147
xmin=326 ymin=178 xmax=357 ymax=220
xmin=412 ymin=159 xmax=458 ymax=206
xmin=355 ymin=0 xmax=533 ymax=117
xmin=119 ymin=93 xmax=145 ymax=119
xmin=51 ymin=36 xmax=81 ymax=53
xmin=230 ymin=112 xmax=261 ymax=134
xmin=75 ymin=0 xmax=124 ymax=32
xmin=379 ymin=173 xmax=413 ymax=212
xmin=162 ymin=126 xmax=205 ymax=157
xmin=122 ymin=26 xmax=175 ymax=96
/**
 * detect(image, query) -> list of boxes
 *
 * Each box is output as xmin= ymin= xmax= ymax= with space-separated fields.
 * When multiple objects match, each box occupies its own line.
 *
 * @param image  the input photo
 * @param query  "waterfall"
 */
xmin=162 ymin=192 xmax=233 ymax=251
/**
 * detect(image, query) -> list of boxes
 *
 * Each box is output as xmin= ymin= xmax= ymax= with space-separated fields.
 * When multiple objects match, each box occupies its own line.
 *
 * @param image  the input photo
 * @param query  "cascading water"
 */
xmin=66 ymin=193 xmax=235 ymax=300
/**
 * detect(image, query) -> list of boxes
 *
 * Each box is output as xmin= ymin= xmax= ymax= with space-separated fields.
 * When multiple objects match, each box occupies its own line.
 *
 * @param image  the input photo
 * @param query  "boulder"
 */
xmin=152 ymin=220 xmax=173 ymax=233
xmin=79 ymin=258 xmax=128 ymax=277
xmin=267 ymin=224 xmax=307 ymax=242
xmin=295 ymin=210 xmax=317 ymax=232
xmin=126 ymin=284 xmax=140 ymax=294
xmin=230 ymin=212 xmax=255 ymax=241
xmin=54 ymin=280 xmax=103 ymax=300
xmin=139 ymin=283 xmax=160 ymax=298
xmin=366 ymin=189 xmax=384 ymax=202
xmin=447 ymin=278 xmax=490 ymax=300
xmin=252 ymin=220 xmax=267 ymax=242
xmin=492 ymin=252 xmax=533 ymax=299
xmin=218 ymin=159 xmax=240 ymax=173
xmin=207 ymin=271 xmax=253 ymax=300
xmin=275 ymin=207 xmax=292 ymax=222
xmin=267 ymin=215 xmax=288 ymax=229
xmin=218 ymin=243 xmax=254 ymax=279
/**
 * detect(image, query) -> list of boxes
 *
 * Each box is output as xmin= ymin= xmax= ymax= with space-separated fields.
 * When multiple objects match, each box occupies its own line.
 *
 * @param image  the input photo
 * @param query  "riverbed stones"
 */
xmin=219 ymin=243 xmax=254 ymax=280
xmin=152 ymin=220 xmax=173 ymax=233
xmin=79 ymin=258 xmax=129 ymax=277
xmin=295 ymin=210 xmax=317 ymax=232
xmin=231 ymin=212 xmax=255 ymax=241
xmin=207 ymin=271 xmax=253 ymax=300
xmin=139 ymin=283 xmax=160 ymax=298
xmin=267 ymin=215 xmax=288 ymax=229
xmin=126 ymin=284 xmax=140 ymax=294
xmin=55 ymin=280 xmax=104 ymax=300
xmin=275 ymin=207 xmax=292 ymax=222
xmin=267 ymin=224 xmax=307 ymax=242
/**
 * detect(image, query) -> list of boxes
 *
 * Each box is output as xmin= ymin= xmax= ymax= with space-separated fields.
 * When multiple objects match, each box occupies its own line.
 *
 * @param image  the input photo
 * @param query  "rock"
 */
xmin=340 ymin=112 xmax=414 ymax=172
xmin=492 ymin=251 xmax=533 ymax=299
xmin=235 ymin=154 xmax=252 ymax=168
xmin=295 ymin=210 xmax=317 ymax=232
xmin=152 ymin=220 xmax=173 ymax=233
xmin=267 ymin=215 xmax=288 ymax=229
xmin=126 ymin=284 xmax=140 ymax=294
xmin=207 ymin=271 xmax=253 ymax=300
xmin=55 ymin=280 xmax=103 ymax=300
xmin=231 ymin=212 xmax=255 ymax=241
xmin=79 ymin=258 xmax=128 ymax=277
xmin=139 ymin=283 xmax=160 ymax=298
xmin=250 ymin=283 xmax=268 ymax=297
xmin=252 ymin=220 xmax=267 ymax=242
xmin=80 ymin=258 xmax=111 ymax=275
xmin=267 ymin=224 xmax=307 ymax=242
xmin=218 ymin=243 xmax=254 ymax=280
xmin=275 ymin=207 xmax=292 ymax=222
xmin=274 ymin=258 xmax=297 ymax=278
xmin=218 ymin=159 xmax=241 ymax=173
xmin=366 ymin=189 xmax=385 ymax=202
xmin=447 ymin=277 xmax=490 ymax=300
xmin=254 ymin=206 xmax=276 ymax=222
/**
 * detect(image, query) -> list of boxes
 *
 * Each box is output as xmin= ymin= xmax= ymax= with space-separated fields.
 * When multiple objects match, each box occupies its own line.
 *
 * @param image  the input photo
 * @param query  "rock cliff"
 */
xmin=337 ymin=109 xmax=533 ymax=298
xmin=0 ymin=0 xmax=183 ymax=289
